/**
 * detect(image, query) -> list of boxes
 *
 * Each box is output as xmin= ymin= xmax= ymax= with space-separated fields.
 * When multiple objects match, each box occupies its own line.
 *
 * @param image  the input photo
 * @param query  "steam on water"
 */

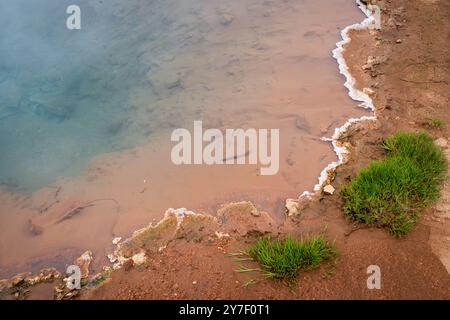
xmin=0 ymin=0 xmax=171 ymax=190
xmin=0 ymin=0 xmax=366 ymax=193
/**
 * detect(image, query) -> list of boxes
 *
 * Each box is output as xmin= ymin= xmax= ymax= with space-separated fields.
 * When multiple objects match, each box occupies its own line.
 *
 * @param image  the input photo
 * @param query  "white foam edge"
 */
xmin=299 ymin=0 xmax=378 ymax=200
xmin=109 ymin=0 xmax=380 ymax=248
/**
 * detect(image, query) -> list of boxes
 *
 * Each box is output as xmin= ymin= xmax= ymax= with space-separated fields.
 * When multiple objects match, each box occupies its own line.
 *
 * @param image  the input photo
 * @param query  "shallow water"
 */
xmin=0 ymin=0 xmax=368 ymax=277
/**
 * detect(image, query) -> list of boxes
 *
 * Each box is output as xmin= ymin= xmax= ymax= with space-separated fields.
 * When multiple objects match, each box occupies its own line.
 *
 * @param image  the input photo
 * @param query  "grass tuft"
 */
xmin=428 ymin=118 xmax=445 ymax=129
xmin=342 ymin=131 xmax=447 ymax=236
xmin=247 ymin=235 xmax=338 ymax=280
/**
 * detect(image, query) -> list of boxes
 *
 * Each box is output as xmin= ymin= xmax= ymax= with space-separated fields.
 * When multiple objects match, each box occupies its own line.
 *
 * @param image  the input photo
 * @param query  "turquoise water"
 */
xmin=0 ymin=0 xmax=365 ymax=193
xmin=0 ymin=0 xmax=167 ymax=191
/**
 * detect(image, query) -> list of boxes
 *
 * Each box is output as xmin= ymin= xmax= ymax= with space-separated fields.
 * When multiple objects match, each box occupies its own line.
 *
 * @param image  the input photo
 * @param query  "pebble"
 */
xmin=112 ymin=237 xmax=122 ymax=245
xmin=12 ymin=277 xmax=24 ymax=287
xmin=131 ymin=252 xmax=147 ymax=266
xmin=285 ymin=199 xmax=300 ymax=216
xmin=323 ymin=185 xmax=335 ymax=195
xmin=434 ymin=138 xmax=448 ymax=148
xmin=250 ymin=208 xmax=261 ymax=217
xmin=220 ymin=13 xmax=235 ymax=26
xmin=363 ymin=87 xmax=375 ymax=96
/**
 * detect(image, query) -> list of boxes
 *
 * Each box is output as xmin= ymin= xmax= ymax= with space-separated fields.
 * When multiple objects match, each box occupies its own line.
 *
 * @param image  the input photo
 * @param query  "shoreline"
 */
xmin=300 ymin=0 xmax=377 ymax=199
xmin=0 ymin=0 xmax=373 ymax=284
xmin=0 ymin=0 xmax=368 ymax=278
xmin=2 ymin=0 xmax=450 ymax=299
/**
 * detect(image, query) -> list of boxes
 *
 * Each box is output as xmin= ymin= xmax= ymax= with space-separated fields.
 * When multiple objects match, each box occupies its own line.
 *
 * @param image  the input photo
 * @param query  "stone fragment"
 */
xmin=220 ymin=13 xmax=234 ymax=26
xmin=323 ymin=185 xmax=336 ymax=195
xmin=250 ymin=208 xmax=261 ymax=217
xmin=363 ymin=87 xmax=375 ymax=96
xmin=74 ymin=251 xmax=93 ymax=279
xmin=435 ymin=138 xmax=448 ymax=149
xmin=131 ymin=251 xmax=147 ymax=266
xmin=285 ymin=199 xmax=300 ymax=216
xmin=112 ymin=237 xmax=122 ymax=245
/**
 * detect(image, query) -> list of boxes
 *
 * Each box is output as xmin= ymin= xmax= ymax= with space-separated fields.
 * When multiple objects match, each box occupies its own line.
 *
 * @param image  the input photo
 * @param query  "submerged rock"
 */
xmin=295 ymin=114 xmax=312 ymax=134
xmin=219 ymin=13 xmax=234 ymax=26
xmin=21 ymin=96 xmax=71 ymax=122
xmin=165 ymin=78 xmax=183 ymax=90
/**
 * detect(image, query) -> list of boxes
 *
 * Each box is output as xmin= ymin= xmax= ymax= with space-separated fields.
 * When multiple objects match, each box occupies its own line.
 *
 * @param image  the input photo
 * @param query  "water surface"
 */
xmin=0 ymin=0 xmax=368 ymax=277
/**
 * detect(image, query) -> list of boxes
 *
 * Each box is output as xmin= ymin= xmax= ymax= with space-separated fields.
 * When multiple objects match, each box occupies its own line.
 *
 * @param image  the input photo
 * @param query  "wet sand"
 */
xmin=0 ymin=0 xmax=368 ymax=277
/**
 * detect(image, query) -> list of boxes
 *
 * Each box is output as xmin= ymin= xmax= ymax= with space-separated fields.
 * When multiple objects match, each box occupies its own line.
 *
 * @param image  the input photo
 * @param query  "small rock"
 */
xmin=250 ymin=208 xmax=261 ymax=217
xmin=215 ymin=231 xmax=230 ymax=239
xmin=64 ymin=291 xmax=79 ymax=299
xmin=220 ymin=13 xmax=234 ymax=26
xmin=131 ymin=251 xmax=147 ymax=266
xmin=12 ymin=276 xmax=24 ymax=287
xmin=26 ymin=276 xmax=40 ymax=286
xmin=323 ymin=185 xmax=335 ymax=195
xmin=363 ymin=87 xmax=375 ymax=96
xmin=192 ymin=281 xmax=197 ymax=285
xmin=285 ymin=199 xmax=300 ymax=216
xmin=320 ymin=124 xmax=329 ymax=134
xmin=54 ymin=287 xmax=64 ymax=294
xmin=396 ymin=39 xmax=402 ymax=44
xmin=75 ymin=251 xmax=93 ymax=279
xmin=112 ymin=237 xmax=122 ymax=245
xmin=107 ymin=254 xmax=118 ymax=263
xmin=434 ymin=138 xmax=448 ymax=149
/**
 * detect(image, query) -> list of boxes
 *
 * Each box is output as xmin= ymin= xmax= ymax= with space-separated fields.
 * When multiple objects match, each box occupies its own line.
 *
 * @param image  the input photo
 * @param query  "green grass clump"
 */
xmin=428 ymin=118 xmax=445 ymax=129
xmin=342 ymin=131 xmax=447 ymax=236
xmin=247 ymin=235 xmax=337 ymax=280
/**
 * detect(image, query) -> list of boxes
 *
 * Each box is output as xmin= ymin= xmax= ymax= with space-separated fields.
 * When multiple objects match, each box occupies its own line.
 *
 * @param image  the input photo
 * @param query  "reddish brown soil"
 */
xmin=4 ymin=0 xmax=449 ymax=300
xmin=82 ymin=226 xmax=449 ymax=299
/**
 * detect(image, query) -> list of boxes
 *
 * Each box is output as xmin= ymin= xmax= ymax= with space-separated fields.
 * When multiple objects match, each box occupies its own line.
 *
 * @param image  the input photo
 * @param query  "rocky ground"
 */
xmin=1 ymin=0 xmax=449 ymax=300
